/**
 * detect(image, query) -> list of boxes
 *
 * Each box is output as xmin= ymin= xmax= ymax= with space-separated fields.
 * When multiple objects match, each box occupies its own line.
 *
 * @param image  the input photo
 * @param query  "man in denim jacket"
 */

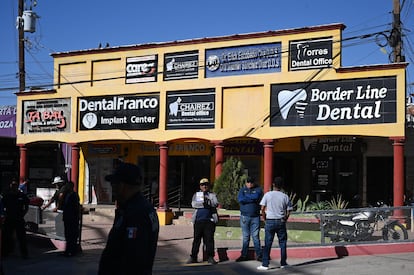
xmin=236 ymin=176 xmax=263 ymax=262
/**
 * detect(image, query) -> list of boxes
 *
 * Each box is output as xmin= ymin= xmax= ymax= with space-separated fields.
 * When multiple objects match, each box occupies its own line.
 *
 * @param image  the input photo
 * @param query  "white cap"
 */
xmin=52 ymin=176 xmax=65 ymax=185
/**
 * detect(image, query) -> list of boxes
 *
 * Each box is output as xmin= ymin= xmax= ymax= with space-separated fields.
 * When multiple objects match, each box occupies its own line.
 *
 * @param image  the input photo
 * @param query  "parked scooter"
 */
xmin=322 ymin=202 xmax=408 ymax=242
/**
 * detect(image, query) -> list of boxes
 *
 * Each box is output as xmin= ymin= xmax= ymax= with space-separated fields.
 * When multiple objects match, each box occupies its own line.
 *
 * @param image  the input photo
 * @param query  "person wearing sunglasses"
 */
xmin=186 ymin=178 xmax=219 ymax=265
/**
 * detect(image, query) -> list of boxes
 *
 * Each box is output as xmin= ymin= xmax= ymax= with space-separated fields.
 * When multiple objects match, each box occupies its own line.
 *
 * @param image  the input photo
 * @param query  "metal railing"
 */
xmin=143 ymin=185 xmax=182 ymax=210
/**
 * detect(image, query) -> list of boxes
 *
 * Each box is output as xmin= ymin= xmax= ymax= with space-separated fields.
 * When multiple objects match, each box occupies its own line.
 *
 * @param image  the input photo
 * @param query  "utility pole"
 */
xmin=392 ymin=0 xmax=404 ymax=63
xmin=18 ymin=0 xmax=26 ymax=92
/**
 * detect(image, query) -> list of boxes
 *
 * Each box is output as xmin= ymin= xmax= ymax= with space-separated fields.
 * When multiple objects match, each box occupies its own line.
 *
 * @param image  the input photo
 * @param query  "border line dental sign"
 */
xmin=79 ymin=94 xmax=159 ymax=130
xmin=270 ymin=76 xmax=396 ymax=126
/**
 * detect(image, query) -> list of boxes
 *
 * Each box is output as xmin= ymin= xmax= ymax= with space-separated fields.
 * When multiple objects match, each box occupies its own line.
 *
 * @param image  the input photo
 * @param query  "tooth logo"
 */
xmin=277 ymin=89 xmax=308 ymax=120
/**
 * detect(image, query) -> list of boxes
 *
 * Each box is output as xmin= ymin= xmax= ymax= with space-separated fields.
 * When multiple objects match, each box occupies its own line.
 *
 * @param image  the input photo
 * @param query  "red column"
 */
xmin=18 ymin=144 xmax=27 ymax=183
xmin=262 ymin=139 xmax=274 ymax=192
xmin=212 ymin=140 xmax=224 ymax=180
xmin=70 ymin=143 xmax=80 ymax=192
xmin=158 ymin=143 xmax=168 ymax=210
xmin=390 ymin=137 xmax=405 ymax=218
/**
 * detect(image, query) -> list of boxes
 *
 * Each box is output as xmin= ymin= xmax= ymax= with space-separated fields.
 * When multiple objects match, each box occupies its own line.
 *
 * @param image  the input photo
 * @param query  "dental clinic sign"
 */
xmin=289 ymin=37 xmax=333 ymax=71
xmin=125 ymin=55 xmax=158 ymax=84
xmin=79 ymin=94 xmax=159 ymax=130
xmin=166 ymin=89 xmax=215 ymax=129
xmin=205 ymin=43 xmax=281 ymax=78
xmin=270 ymin=76 xmax=396 ymax=126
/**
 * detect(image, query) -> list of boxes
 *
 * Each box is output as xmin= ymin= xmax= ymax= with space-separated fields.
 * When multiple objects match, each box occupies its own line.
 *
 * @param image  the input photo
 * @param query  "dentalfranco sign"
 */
xmin=270 ymin=76 xmax=396 ymax=126
xmin=79 ymin=94 xmax=159 ymax=130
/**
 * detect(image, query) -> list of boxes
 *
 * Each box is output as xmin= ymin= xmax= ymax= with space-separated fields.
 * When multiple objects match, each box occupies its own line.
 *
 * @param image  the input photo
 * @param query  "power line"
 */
xmin=1 ymin=18 xmax=409 ymax=97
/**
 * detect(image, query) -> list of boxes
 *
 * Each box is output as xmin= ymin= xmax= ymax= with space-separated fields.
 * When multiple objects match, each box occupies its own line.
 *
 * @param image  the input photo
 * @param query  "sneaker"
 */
xmin=235 ymin=255 xmax=248 ymax=262
xmin=257 ymin=265 xmax=269 ymax=270
xmin=186 ymin=257 xmax=197 ymax=264
xmin=280 ymin=264 xmax=290 ymax=269
xmin=207 ymin=257 xmax=218 ymax=265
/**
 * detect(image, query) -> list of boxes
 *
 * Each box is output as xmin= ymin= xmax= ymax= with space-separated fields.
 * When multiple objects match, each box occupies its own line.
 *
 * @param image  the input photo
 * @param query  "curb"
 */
xmin=222 ymin=241 xmax=414 ymax=260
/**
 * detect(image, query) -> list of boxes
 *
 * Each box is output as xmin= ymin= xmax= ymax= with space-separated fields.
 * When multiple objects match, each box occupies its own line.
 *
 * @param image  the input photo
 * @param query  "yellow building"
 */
xmin=15 ymin=23 xmax=407 ymax=225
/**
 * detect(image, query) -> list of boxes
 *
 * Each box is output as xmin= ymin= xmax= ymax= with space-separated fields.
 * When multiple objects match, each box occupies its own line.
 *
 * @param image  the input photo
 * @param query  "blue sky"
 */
xmin=0 ymin=0 xmax=413 ymax=106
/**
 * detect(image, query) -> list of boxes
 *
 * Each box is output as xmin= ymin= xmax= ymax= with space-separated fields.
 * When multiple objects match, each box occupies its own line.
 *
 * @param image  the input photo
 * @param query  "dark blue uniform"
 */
xmin=2 ymin=185 xmax=30 ymax=257
xmin=98 ymin=192 xmax=159 ymax=275
xmin=62 ymin=183 xmax=81 ymax=256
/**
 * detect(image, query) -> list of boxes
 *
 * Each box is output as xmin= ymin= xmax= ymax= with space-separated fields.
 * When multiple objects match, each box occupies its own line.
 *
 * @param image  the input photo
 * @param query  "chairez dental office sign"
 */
xmin=270 ymin=76 xmax=397 ymax=126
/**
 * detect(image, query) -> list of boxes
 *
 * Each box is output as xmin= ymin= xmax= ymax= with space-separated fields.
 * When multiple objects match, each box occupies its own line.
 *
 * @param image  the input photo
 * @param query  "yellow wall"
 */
xmin=16 ymin=24 xmax=406 ymax=146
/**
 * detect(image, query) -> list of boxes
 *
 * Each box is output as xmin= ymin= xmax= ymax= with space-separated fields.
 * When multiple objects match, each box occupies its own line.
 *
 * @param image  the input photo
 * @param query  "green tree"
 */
xmin=213 ymin=157 xmax=247 ymax=209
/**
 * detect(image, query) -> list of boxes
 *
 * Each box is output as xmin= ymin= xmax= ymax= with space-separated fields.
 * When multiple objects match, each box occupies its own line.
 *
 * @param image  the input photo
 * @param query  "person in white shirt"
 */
xmin=257 ymin=177 xmax=293 ymax=271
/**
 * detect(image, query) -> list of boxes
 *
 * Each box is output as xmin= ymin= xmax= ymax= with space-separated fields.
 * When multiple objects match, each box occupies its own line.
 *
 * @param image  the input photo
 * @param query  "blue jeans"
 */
xmin=262 ymin=219 xmax=287 ymax=267
xmin=240 ymin=215 xmax=262 ymax=258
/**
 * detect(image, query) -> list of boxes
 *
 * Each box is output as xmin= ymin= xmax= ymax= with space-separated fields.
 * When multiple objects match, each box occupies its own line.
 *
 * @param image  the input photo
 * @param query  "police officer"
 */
xmin=2 ymin=179 xmax=30 ymax=258
xmin=62 ymin=181 xmax=81 ymax=257
xmin=98 ymin=162 xmax=159 ymax=275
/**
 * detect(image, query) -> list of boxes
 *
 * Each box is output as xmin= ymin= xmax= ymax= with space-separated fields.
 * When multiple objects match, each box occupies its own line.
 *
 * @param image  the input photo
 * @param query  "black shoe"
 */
xmin=256 ymin=256 xmax=263 ymax=262
xmin=186 ymin=257 xmax=197 ymax=264
xmin=207 ymin=257 xmax=218 ymax=265
xmin=236 ymin=255 xmax=249 ymax=262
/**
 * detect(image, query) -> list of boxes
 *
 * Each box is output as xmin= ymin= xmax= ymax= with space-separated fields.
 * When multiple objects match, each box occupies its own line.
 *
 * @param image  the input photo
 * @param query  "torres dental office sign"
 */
xmin=270 ymin=76 xmax=396 ymax=126
xmin=289 ymin=38 xmax=333 ymax=71
xmin=79 ymin=94 xmax=159 ymax=130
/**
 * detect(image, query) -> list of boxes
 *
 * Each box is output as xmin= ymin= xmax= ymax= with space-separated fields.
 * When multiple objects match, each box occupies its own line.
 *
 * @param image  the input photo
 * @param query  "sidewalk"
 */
xmin=1 ymin=209 xmax=414 ymax=274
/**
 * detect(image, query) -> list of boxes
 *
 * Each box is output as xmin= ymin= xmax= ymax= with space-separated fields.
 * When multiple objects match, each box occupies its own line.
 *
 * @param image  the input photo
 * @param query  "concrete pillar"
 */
xmin=390 ymin=137 xmax=405 ymax=219
xmin=212 ymin=140 xmax=224 ymax=180
xmin=18 ymin=144 xmax=27 ymax=183
xmin=70 ymin=143 xmax=80 ymax=192
xmin=261 ymin=139 xmax=274 ymax=192
xmin=158 ymin=143 xmax=168 ymax=209
xmin=157 ymin=142 xmax=173 ymax=225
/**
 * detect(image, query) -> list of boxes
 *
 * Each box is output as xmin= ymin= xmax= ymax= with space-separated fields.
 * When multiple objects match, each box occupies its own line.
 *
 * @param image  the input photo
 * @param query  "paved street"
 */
xmin=3 ymin=237 xmax=414 ymax=275
xmin=1 ymin=216 xmax=414 ymax=275
xmin=154 ymin=252 xmax=414 ymax=275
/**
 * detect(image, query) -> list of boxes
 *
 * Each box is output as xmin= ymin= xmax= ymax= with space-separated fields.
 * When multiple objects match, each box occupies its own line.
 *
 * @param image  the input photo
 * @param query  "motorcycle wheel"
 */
xmin=382 ymin=222 xmax=408 ymax=241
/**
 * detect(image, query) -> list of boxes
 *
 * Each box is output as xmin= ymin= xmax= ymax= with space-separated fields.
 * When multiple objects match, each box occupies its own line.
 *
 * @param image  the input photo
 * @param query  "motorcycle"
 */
xmin=322 ymin=202 xmax=408 ymax=242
